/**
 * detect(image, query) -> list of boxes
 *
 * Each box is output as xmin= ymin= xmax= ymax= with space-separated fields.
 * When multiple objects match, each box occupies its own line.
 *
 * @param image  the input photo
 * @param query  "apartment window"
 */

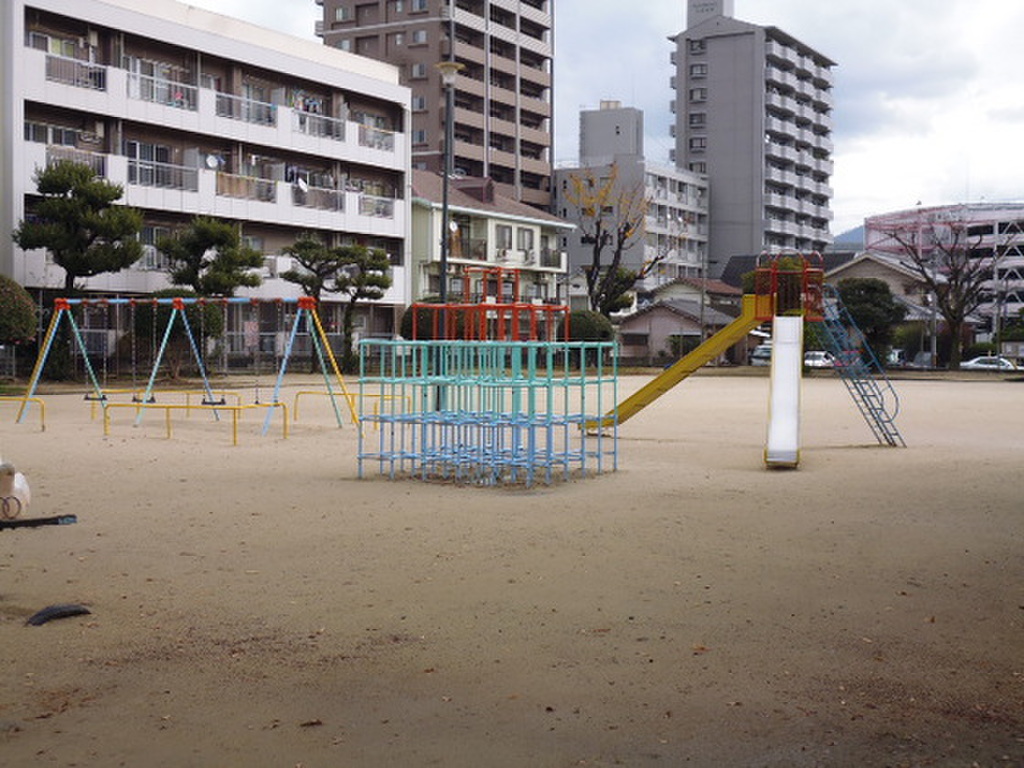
xmin=689 ymin=39 xmax=706 ymax=54
xmin=410 ymin=62 xmax=427 ymax=78
xmin=517 ymin=227 xmax=534 ymax=252
xmin=688 ymin=137 xmax=707 ymax=151
xmin=689 ymin=162 xmax=706 ymax=173
xmin=334 ymin=6 xmax=350 ymax=21
xmin=495 ymin=224 xmax=513 ymax=250
xmin=689 ymin=88 xmax=707 ymax=103
xmin=689 ymin=63 xmax=707 ymax=78
xmin=392 ymin=32 xmax=404 ymax=47
xmin=412 ymin=0 xmax=428 ymax=11
xmin=394 ymin=0 xmax=404 ymax=11
xmin=411 ymin=29 xmax=427 ymax=45
xmin=138 ymin=225 xmax=173 ymax=271
xmin=334 ymin=39 xmax=352 ymax=52
xmin=411 ymin=95 xmax=426 ymax=111
xmin=412 ymin=129 xmax=427 ymax=144
xmin=24 ymin=121 xmax=78 ymax=145
xmin=689 ymin=112 xmax=706 ymax=128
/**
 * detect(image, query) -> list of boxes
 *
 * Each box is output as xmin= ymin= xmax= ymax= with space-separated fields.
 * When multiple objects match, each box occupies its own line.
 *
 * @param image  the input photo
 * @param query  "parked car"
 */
xmin=961 ymin=356 xmax=1019 ymax=371
xmin=749 ymin=343 xmax=772 ymax=367
xmin=803 ymin=350 xmax=835 ymax=369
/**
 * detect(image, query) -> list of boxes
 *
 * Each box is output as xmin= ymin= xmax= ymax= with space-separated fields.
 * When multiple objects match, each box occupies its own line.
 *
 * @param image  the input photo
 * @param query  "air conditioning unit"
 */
xmin=524 ymin=250 xmax=536 ymax=264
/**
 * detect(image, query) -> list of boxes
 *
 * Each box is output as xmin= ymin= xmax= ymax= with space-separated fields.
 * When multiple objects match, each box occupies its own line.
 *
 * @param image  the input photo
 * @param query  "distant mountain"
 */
xmin=832 ymin=225 xmax=865 ymax=250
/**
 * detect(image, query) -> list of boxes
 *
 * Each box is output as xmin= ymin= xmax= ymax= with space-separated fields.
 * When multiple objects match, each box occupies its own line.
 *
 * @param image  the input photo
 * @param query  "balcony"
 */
xmin=292 ymin=111 xmax=346 ymax=141
xmin=216 ymin=172 xmax=277 ymax=202
xmin=46 ymin=145 xmax=107 ymax=176
xmin=127 ymin=73 xmax=198 ymax=111
xmin=216 ymin=92 xmax=277 ymax=126
xmin=291 ymin=183 xmax=345 ymax=212
xmin=358 ymin=124 xmax=395 ymax=152
xmin=128 ymin=158 xmax=199 ymax=192
xmin=45 ymin=54 xmax=107 ymax=91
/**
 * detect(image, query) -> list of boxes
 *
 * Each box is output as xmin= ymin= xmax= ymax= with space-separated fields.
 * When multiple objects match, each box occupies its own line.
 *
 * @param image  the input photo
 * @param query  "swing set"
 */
xmin=15 ymin=296 xmax=359 ymax=442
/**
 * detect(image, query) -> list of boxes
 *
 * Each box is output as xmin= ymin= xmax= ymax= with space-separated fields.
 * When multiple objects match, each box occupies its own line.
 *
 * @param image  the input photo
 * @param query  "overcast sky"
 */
xmin=185 ymin=0 xmax=1024 ymax=235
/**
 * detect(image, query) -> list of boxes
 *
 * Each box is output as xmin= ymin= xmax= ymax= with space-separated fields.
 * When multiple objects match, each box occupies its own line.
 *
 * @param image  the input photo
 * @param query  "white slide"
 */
xmin=764 ymin=316 xmax=804 ymax=468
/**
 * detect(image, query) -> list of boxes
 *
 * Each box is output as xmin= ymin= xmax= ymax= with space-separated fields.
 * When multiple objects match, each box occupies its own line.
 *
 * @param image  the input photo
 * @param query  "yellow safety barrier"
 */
xmin=102 ymin=401 xmax=288 ymax=445
xmin=292 ymin=389 xmax=409 ymax=430
xmin=1 ymin=396 xmax=46 ymax=431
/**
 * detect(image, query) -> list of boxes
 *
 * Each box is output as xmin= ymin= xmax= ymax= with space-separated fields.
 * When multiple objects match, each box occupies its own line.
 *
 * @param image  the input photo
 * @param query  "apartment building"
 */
xmin=2 ymin=0 xmax=411 ymax=339
xmin=554 ymin=102 xmax=709 ymax=309
xmin=866 ymin=202 xmax=1024 ymax=339
xmin=671 ymin=0 xmax=834 ymax=275
xmin=316 ymin=0 xmax=552 ymax=209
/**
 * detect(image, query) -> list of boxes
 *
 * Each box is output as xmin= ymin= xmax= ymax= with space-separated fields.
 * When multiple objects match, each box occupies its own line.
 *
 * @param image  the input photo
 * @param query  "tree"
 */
xmin=836 ymin=278 xmax=907 ymax=357
xmin=280 ymin=233 xmax=347 ymax=303
xmin=868 ymin=207 xmax=1016 ymax=368
xmin=0 ymin=275 xmax=36 ymax=344
xmin=563 ymin=164 xmax=650 ymax=316
xmin=11 ymin=160 xmax=143 ymax=293
xmin=333 ymin=246 xmax=392 ymax=372
xmin=158 ymin=216 xmax=263 ymax=296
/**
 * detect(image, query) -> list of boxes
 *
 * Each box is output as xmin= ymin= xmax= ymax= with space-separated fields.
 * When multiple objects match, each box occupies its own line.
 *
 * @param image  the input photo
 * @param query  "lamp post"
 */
xmin=435 ymin=60 xmax=464 ymax=317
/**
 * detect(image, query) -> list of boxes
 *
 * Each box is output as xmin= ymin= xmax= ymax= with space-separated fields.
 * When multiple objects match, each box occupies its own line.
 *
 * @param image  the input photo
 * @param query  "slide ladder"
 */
xmin=812 ymin=286 xmax=906 ymax=447
xmin=592 ymin=294 xmax=761 ymax=428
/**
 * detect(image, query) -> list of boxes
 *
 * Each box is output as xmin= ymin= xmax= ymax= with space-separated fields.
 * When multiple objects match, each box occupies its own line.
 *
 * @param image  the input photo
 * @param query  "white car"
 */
xmin=803 ymin=351 xmax=835 ymax=369
xmin=961 ymin=356 xmax=1019 ymax=371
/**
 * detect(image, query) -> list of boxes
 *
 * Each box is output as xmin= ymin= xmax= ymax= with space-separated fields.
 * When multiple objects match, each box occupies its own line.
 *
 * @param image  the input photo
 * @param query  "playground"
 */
xmin=1 ymin=372 xmax=1021 ymax=766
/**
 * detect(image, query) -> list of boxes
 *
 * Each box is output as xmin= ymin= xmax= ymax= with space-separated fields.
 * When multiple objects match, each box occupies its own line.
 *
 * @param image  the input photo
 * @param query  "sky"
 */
xmin=184 ymin=0 xmax=1024 ymax=235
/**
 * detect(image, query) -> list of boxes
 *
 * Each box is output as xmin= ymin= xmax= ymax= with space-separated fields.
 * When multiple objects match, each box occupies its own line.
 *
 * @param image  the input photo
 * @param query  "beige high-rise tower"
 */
xmin=317 ymin=0 xmax=552 ymax=209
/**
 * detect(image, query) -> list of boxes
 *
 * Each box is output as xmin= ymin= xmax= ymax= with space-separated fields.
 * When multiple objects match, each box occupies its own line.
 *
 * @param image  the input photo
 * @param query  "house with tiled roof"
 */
xmin=410 ymin=169 xmax=572 ymax=304
xmin=617 ymin=298 xmax=759 ymax=366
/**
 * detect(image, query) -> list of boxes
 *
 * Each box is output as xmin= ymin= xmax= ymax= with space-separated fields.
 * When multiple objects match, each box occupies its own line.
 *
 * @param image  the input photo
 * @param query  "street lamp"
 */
xmin=435 ymin=60 xmax=464 ymax=315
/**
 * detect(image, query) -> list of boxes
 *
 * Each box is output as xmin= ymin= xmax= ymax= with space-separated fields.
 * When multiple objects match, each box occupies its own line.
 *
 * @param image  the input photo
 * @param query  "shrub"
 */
xmin=0 ymin=274 xmax=37 ymax=344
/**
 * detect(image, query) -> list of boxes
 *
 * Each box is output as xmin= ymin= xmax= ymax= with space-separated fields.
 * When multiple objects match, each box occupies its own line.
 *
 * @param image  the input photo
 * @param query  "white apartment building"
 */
xmin=2 ymin=0 xmax=411 ymax=338
xmin=553 ymin=102 xmax=709 ymax=309
xmin=671 ymin=0 xmax=834 ymax=275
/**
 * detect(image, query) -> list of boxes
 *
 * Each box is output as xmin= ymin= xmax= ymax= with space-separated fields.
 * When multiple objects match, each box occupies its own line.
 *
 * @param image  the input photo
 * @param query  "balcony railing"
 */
xmin=292 ymin=111 xmax=346 ymax=141
xmin=46 ymin=146 xmax=107 ymax=176
xmin=216 ymin=172 xmax=276 ymax=202
xmin=215 ymin=92 xmax=277 ymax=126
xmin=45 ymin=54 xmax=106 ymax=90
xmin=126 ymin=73 xmax=198 ymax=111
xmin=291 ymin=184 xmax=345 ymax=211
xmin=358 ymin=194 xmax=395 ymax=218
xmin=539 ymin=248 xmax=562 ymax=268
xmin=128 ymin=159 xmax=199 ymax=192
xmin=452 ymin=237 xmax=488 ymax=260
xmin=358 ymin=124 xmax=395 ymax=152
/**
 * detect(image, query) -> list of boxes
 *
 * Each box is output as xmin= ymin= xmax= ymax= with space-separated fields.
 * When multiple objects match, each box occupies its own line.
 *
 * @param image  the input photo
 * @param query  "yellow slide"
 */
xmin=593 ymin=294 xmax=761 ymax=428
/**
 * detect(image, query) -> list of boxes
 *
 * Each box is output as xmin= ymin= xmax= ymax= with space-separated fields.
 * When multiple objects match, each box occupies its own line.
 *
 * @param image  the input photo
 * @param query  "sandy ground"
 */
xmin=0 ymin=371 xmax=1022 ymax=767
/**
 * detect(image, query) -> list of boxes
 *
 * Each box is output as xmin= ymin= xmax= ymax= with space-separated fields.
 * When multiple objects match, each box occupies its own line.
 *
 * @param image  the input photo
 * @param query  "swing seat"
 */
xmin=131 ymin=394 xmax=156 ymax=403
xmin=83 ymin=393 xmax=107 ymax=401
xmin=202 ymin=397 xmax=227 ymax=406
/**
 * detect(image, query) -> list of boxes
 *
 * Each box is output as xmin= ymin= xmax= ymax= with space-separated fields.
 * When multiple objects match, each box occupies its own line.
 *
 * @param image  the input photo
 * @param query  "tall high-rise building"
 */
xmin=316 ymin=0 xmax=553 ymax=209
xmin=671 ymin=0 xmax=834 ymax=275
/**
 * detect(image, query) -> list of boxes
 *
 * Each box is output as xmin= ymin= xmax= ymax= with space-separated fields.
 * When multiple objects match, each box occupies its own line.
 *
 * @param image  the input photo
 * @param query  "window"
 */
xmin=138 ymin=225 xmax=173 ymax=271
xmin=689 ymin=63 xmax=707 ymax=78
xmin=689 ymin=137 xmax=707 ymax=151
xmin=412 ymin=129 xmax=427 ymax=144
xmin=517 ymin=227 xmax=534 ymax=252
xmin=689 ymin=39 xmax=706 ymax=54
xmin=334 ymin=6 xmax=350 ymax=21
xmin=411 ymin=95 xmax=426 ymax=111
xmin=689 ymin=162 xmax=706 ymax=173
xmin=689 ymin=112 xmax=706 ymax=128
xmin=411 ymin=29 xmax=427 ymax=44
xmin=689 ymin=87 xmax=706 ymax=103
xmin=495 ymin=224 xmax=513 ymax=250
xmin=412 ymin=0 xmax=428 ymax=10
xmin=410 ymin=62 xmax=427 ymax=78
xmin=335 ymin=39 xmax=352 ymax=52
xmin=394 ymin=0 xmax=404 ymax=11
xmin=392 ymin=32 xmax=404 ymax=46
